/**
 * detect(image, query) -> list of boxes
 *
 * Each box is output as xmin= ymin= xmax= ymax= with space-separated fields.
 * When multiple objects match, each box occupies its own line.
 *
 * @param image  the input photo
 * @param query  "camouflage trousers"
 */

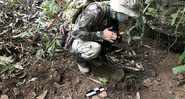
xmin=70 ymin=39 xmax=101 ymax=61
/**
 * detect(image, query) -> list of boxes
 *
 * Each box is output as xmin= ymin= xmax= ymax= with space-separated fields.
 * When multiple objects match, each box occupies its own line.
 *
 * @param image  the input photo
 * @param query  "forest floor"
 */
xmin=1 ymin=1 xmax=185 ymax=99
xmin=1 ymin=36 xmax=185 ymax=99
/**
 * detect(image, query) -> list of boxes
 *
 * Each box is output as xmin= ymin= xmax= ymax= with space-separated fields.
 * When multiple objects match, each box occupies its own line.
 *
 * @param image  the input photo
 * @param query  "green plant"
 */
xmin=172 ymin=51 xmax=185 ymax=74
xmin=172 ymin=65 xmax=185 ymax=74
xmin=171 ymin=8 xmax=185 ymax=27
xmin=145 ymin=7 xmax=158 ymax=17
xmin=40 ymin=0 xmax=60 ymax=19
xmin=179 ymin=51 xmax=185 ymax=64
xmin=0 ymin=56 xmax=23 ymax=74
xmin=36 ymin=33 xmax=61 ymax=58
xmin=171 ymin=8 xmax=185 ymax=38
xmin=126 ymin=16 xmax=146 ymax=46
xmin=172 ymin=51 xmax=185 ymax=90
xmin=171 ymin=8 xmax=185 ymax=75
xmin=98 ymin=77 xmax=109 ymax=85
xmin=7 ymin=0 xmax=22 ymax=8
xmin=143 ymin=0 xmax=159 ymax=18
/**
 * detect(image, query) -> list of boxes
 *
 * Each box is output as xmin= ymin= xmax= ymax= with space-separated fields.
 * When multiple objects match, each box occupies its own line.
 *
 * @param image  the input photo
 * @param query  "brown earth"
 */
xmin=0 ymin=36 xmax=185 ymax=99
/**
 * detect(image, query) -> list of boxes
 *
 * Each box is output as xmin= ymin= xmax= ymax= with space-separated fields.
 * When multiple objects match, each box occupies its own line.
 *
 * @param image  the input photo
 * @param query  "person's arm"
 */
xmin=71 ymin=4 xmax=104 ymax=42
xmin=72 ymin=3 xmax=117 ymax=42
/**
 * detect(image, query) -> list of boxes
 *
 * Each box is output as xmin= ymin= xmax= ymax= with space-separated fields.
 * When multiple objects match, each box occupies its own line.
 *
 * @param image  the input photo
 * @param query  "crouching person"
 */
xmin=61 ymin=0 xmax=140 ymax=74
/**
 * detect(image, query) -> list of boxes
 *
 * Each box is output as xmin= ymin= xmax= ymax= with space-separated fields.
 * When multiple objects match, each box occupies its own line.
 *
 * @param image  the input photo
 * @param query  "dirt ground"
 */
xmin=0 ymin=36 xmax=185 ymax=99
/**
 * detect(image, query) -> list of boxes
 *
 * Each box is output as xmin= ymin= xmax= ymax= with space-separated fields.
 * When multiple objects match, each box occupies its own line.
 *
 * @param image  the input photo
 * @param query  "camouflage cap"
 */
xmin=110 ymin=0 xmax=140 ymax=17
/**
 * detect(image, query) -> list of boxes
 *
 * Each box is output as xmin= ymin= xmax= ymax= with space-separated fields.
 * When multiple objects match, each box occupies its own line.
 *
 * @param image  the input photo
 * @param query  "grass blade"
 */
xmin=179 ymin=51 xmax=185 ymax=64
xmin=172 ymin=65 xmax=185 ymax=74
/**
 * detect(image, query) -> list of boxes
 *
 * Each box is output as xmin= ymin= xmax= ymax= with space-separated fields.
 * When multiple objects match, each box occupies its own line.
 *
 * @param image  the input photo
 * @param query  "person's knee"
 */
xmin=84 ymin=42 xmax=101 ymax=60
xmin=70 ymin=39 xmax=101 ymax=60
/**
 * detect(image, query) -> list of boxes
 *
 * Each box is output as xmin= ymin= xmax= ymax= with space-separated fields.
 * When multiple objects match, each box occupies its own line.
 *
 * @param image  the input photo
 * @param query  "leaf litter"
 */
xmin=0 ymin=0 xmax=185 ymax=99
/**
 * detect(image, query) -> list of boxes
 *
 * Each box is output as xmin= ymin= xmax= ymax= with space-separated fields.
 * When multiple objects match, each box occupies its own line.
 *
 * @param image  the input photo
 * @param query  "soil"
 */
xmin=0 ymin=36 xmax=185 ymax=99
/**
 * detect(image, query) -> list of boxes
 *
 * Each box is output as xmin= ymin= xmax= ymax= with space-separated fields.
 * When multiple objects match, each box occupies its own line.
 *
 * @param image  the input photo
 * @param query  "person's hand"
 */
xmin=102 ymin=28 xmax=117 ymax=43
xmin=119 ymin=32 xmax=124 ymax=37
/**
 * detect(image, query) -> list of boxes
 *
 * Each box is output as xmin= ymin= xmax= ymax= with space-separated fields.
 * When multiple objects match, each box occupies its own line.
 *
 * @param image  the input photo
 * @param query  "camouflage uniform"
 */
xmin=68 ymin=2 xmax=119 ymax=62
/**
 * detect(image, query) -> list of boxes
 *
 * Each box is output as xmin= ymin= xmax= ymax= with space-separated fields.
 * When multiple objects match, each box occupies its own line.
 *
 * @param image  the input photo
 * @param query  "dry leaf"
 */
xmin=27 ymin=77 xmax=38 ymax=83
xmin=16 ymin=79 xmax=26 ymax=87
xmin=13 ymin=62 xmax=24 ymax=70
xmin=36 ymin=90 xmax=48 ymax=99
xmin=13 ymin=88 xmax=20 ymax=96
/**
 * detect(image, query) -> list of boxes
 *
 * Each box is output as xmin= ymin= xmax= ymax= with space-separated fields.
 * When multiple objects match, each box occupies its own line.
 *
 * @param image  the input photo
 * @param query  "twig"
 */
xmin=85 ymin=76 xmax=102 ymax=84
xmin=143 ymin=45 xmax=152 ymax=49
xmin=107 ymin=55 xmax=143 ymax=71
xmin=109 ymin=59 xmax=142 ymax=71
xmin=142 ymin=2 xmax=151 ymax=14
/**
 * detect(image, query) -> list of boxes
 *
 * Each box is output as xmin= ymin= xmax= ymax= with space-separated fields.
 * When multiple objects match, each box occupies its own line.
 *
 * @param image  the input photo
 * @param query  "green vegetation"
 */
xmin=98 ymin=77 xmax=109 ymax=85
xmin=0 ymin=56 xmax=23 ymax=74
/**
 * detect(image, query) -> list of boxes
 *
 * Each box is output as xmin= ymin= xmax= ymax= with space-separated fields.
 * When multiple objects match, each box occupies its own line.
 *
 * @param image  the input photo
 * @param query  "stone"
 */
xmin=91 ymin=96 xmax=100 ymax=99
xmin=0 ymin=95 xmax=9 ymax=99
xmin=98 ymin=91 xmax=107 ymax=98
xmin=111 ymin=69 xmax=125 ymax=82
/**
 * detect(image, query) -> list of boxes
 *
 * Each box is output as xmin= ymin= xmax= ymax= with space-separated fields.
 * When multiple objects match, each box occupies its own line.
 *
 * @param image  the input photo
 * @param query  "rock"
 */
xmin=111 ymin=69 xmax=125 ymax=82
xmin=91 ymin=96 xmax=101 ymax=99
xmin=98 ymin=91 xmax=107 ymax=98
xmin=143 ymin=78 xmax=153 ymax=87
xmin=13 ymin=87 xmax=20 ymax=96
xmin=0 ymin=95 xmax=9 ymax=99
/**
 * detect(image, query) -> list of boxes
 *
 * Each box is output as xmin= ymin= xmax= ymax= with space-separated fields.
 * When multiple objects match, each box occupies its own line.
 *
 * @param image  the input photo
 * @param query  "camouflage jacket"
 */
xmin=71 ymin=1 xmax=118 ymax=42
